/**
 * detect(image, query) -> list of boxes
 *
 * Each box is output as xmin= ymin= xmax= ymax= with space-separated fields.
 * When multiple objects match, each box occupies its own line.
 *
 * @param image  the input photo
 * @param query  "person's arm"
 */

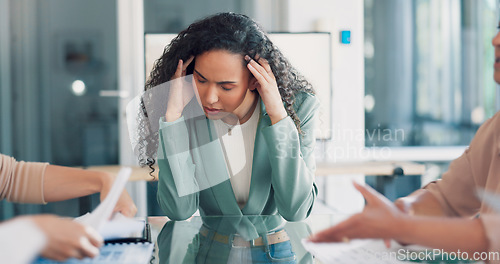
xmin=0 ymin=215 xmax=103 ymax=262
xmin=31 ymin=215 xmax=103 ymax=261
xmin=0 ymin=154 xmax=137 ymax=217
xmin=43 ymin=165 xmax=137 ymax=217
xmin=261 ymin=93 xmax=320 ymax=221
xmin=400 ymin=216 xmax=488 ymax=254
xmin=310 ymin=183 xmax=489 ymax=254
xmin=394 ymin=189 xmax=448 ymax=217
xmin=396 ymin=113 xmax=500 ymax=219
xmin=157 ymin=117 xmax=199 ymax=220
xmin=246 ymin=56 xmax=320 ymax=221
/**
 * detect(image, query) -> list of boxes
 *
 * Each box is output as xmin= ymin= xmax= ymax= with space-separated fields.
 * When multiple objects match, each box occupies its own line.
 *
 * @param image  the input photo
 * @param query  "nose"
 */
xmin=204 ymin=85 xmax=219 ymax=105
xmin=492 ymin=30 xmax=500 ymax=47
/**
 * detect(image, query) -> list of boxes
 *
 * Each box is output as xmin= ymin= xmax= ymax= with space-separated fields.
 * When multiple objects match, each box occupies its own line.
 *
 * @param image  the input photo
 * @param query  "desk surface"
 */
xmin=316 ymin=161 xmax=426 ymax=176
xmin=87 ymin=161 xmax=426 ymax=182
xmin=146 ymin=214 xmax=423 ymax=264
xmin=86 ymin=165 xmax=157 ymax=181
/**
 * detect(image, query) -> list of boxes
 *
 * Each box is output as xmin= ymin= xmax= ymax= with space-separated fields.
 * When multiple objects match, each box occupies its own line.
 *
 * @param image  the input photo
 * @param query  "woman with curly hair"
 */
xmin=137 ymin=12 xmax=320 ymax=222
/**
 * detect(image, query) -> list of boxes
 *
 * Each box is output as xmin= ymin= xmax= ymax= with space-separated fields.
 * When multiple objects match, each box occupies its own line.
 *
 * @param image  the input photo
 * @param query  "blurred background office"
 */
xmin=0 ymin=0 xmax=498 ymax=219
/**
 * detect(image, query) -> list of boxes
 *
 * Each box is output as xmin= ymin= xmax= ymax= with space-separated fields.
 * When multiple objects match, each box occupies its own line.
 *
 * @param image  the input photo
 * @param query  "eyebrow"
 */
xmin=194 ymin=69 xmax=237 ymax=85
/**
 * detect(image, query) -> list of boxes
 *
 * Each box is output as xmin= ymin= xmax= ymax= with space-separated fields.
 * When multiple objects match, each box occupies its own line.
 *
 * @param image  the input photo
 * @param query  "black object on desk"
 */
xmin=105 ymin=222 xmax=152 ymax=244
xmin=366 ymin=165 xmax=421 ymax=201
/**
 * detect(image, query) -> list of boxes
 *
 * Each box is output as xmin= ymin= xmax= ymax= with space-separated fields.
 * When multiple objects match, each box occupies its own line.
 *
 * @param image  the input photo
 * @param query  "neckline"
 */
xmin=220 ymin=98 xmax=260 ymax=128
xmin=236 ymin=96 xmax=260 ymax=125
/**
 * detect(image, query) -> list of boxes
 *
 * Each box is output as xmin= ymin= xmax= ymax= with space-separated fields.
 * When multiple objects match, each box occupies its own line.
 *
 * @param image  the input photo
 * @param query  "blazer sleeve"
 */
xmin=0 ymin=154 xmax=47 ymax=204
xmin=156 ymin=117 xmax=199 ymax=220
xmin=261 ymin=93 xmax=320 ymax=221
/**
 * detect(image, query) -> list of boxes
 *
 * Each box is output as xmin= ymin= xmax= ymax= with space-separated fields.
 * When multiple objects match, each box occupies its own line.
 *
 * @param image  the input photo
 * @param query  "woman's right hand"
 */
xmin=165 ymin=56 xmax=195 ymax=122
xmin=31 ymin=215 xmax=103 ymax=261
xmin=309 ymin=182 xmax=408 ymax=244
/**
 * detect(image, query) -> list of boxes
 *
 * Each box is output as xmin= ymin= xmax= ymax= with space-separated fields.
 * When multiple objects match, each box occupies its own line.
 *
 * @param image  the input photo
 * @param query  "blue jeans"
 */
xmin=185 ymin=229 xmax=297 ymax=264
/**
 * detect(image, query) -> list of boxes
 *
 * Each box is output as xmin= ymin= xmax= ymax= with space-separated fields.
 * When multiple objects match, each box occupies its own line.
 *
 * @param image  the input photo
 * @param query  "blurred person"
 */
xmin=309 ymin=22 xmax=500 ymax=260
xmin=134 ymin=13 xmax=319 ymax=221
xmin=0 ymin=153 xmax=137 ymax=263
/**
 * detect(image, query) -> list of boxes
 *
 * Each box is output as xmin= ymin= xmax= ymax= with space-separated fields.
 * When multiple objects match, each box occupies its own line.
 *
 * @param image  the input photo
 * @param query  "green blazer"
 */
xmin=157 ymin=92 xmax=320 ymax=221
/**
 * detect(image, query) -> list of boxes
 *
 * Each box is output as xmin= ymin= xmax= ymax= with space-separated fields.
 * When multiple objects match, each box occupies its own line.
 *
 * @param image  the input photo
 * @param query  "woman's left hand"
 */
xmin=309 ymin=182 xmax=407 ymax=244
xmin=245 ymin=55 xmax=288 ymax=125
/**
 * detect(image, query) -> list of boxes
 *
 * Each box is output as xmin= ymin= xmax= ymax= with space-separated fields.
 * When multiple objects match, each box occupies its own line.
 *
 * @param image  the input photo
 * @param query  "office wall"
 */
xmin=0 ymin=0 xmax=12 ymax=155
xmin=3 ymin=0 xmax=119 ymax=165
xmin=284 ymin=0 xmax=366 ymax=213
xmin=1 ymin=0 xmax=119 ymax=219
xmin=39 ymin=0 xmax=119 ymax=166
xmin=144 ymin=0 xmax=244 ymax=33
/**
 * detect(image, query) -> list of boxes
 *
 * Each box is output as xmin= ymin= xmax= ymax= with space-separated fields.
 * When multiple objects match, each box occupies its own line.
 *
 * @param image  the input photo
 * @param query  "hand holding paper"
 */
xmin=76 ymin=168 xmax=144 ymax=240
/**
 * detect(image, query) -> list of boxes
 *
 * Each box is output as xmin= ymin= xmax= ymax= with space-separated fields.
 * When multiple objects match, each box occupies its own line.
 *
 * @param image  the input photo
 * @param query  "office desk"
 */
xmin=315 ymin=161 xmax=425 ymax=176
xmin=317 ymin=161 xmax=426 ymax=201
xmin=146 ymin=214 xmax=423 ymax=264
xmin=87 ymin=161 xmax=426 ymax=181
xmin=86 ymin=161 xmax=426 ymax=208
xmin=85 ymin=165 xmax=157 ymax=181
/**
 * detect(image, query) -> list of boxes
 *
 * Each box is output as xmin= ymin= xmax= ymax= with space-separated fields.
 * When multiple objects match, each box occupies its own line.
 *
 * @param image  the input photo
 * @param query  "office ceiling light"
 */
xmin=364 ymin=40 xmax=374 ymax=59
xmin=364 ymin=94 xmax=375 ymax=113
xmin=471 ymin=107 xmax=485 ymax=125
xmin=71 ymin=80 xmax=86 ymax=96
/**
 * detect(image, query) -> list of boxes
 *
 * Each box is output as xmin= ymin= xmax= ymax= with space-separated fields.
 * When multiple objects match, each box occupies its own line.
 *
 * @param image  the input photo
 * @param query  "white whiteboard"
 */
xmin=145 ymin=33 xmax=332 ymax=139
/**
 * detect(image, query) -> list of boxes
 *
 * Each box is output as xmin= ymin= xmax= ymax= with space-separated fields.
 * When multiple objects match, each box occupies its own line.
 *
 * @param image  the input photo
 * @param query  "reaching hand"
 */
xmin=310 ymin=182 xmax=407 ymax=244
xmin=245 ymin=55 xmax=287 ymax=125
xmin=165 ymin=56 xmax=195 ymax=122
xmin=99 ymin=173 xmax=137 ymax=217
xmin=31 ymin=215 xmax=103 ymax=261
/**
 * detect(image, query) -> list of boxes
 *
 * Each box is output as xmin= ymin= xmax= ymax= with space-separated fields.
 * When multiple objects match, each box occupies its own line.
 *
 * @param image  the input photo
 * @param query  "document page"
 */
xmin=75 ymin=167 xmax=144 ymax=240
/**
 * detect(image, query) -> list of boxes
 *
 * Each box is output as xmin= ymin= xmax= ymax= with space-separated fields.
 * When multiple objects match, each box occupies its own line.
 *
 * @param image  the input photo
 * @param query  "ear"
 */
xmin=249 ymin=77 xmax=260 ymax=91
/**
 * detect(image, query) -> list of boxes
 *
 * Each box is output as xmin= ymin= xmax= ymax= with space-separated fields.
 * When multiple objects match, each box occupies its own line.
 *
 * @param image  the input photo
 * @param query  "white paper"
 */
xmin=301 ymin=239 xmax=408 ymax=264
xmin=99 ymin=213 xmax=145 ymax=240
xmin=75 ymin=167 xmax=143 ymax=239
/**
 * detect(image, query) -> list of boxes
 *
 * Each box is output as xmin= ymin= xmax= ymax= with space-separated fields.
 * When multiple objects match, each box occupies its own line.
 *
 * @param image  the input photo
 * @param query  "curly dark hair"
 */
xmin=135 ymin=12 xmax=315 ymax=169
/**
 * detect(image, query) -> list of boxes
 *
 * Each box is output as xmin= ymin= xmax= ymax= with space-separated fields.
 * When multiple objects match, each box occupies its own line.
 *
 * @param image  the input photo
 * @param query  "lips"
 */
xmin=204 ymin=106 xmax=221 ymax=115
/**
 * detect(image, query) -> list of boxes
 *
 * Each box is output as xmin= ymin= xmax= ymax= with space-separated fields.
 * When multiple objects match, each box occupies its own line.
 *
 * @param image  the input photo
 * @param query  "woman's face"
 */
xmin=193 ymin=49 xmax=257 ymax=121
xmin=492 ymin=27 xmax=500 ymax=84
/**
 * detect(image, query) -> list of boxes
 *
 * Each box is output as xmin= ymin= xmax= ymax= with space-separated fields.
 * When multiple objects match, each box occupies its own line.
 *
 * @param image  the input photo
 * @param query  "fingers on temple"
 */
xmin=246 ymin=57 xmax=273 ymax=83
xmin=183 ymin=56 xmax=195 ymax=71
xmin=247 ymin=62 xmax=267 ymax=84
xmin=257 ymin=57 xmax=273 ymax=75
xmin=175 ymin=59 xmax=184 ymax=78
